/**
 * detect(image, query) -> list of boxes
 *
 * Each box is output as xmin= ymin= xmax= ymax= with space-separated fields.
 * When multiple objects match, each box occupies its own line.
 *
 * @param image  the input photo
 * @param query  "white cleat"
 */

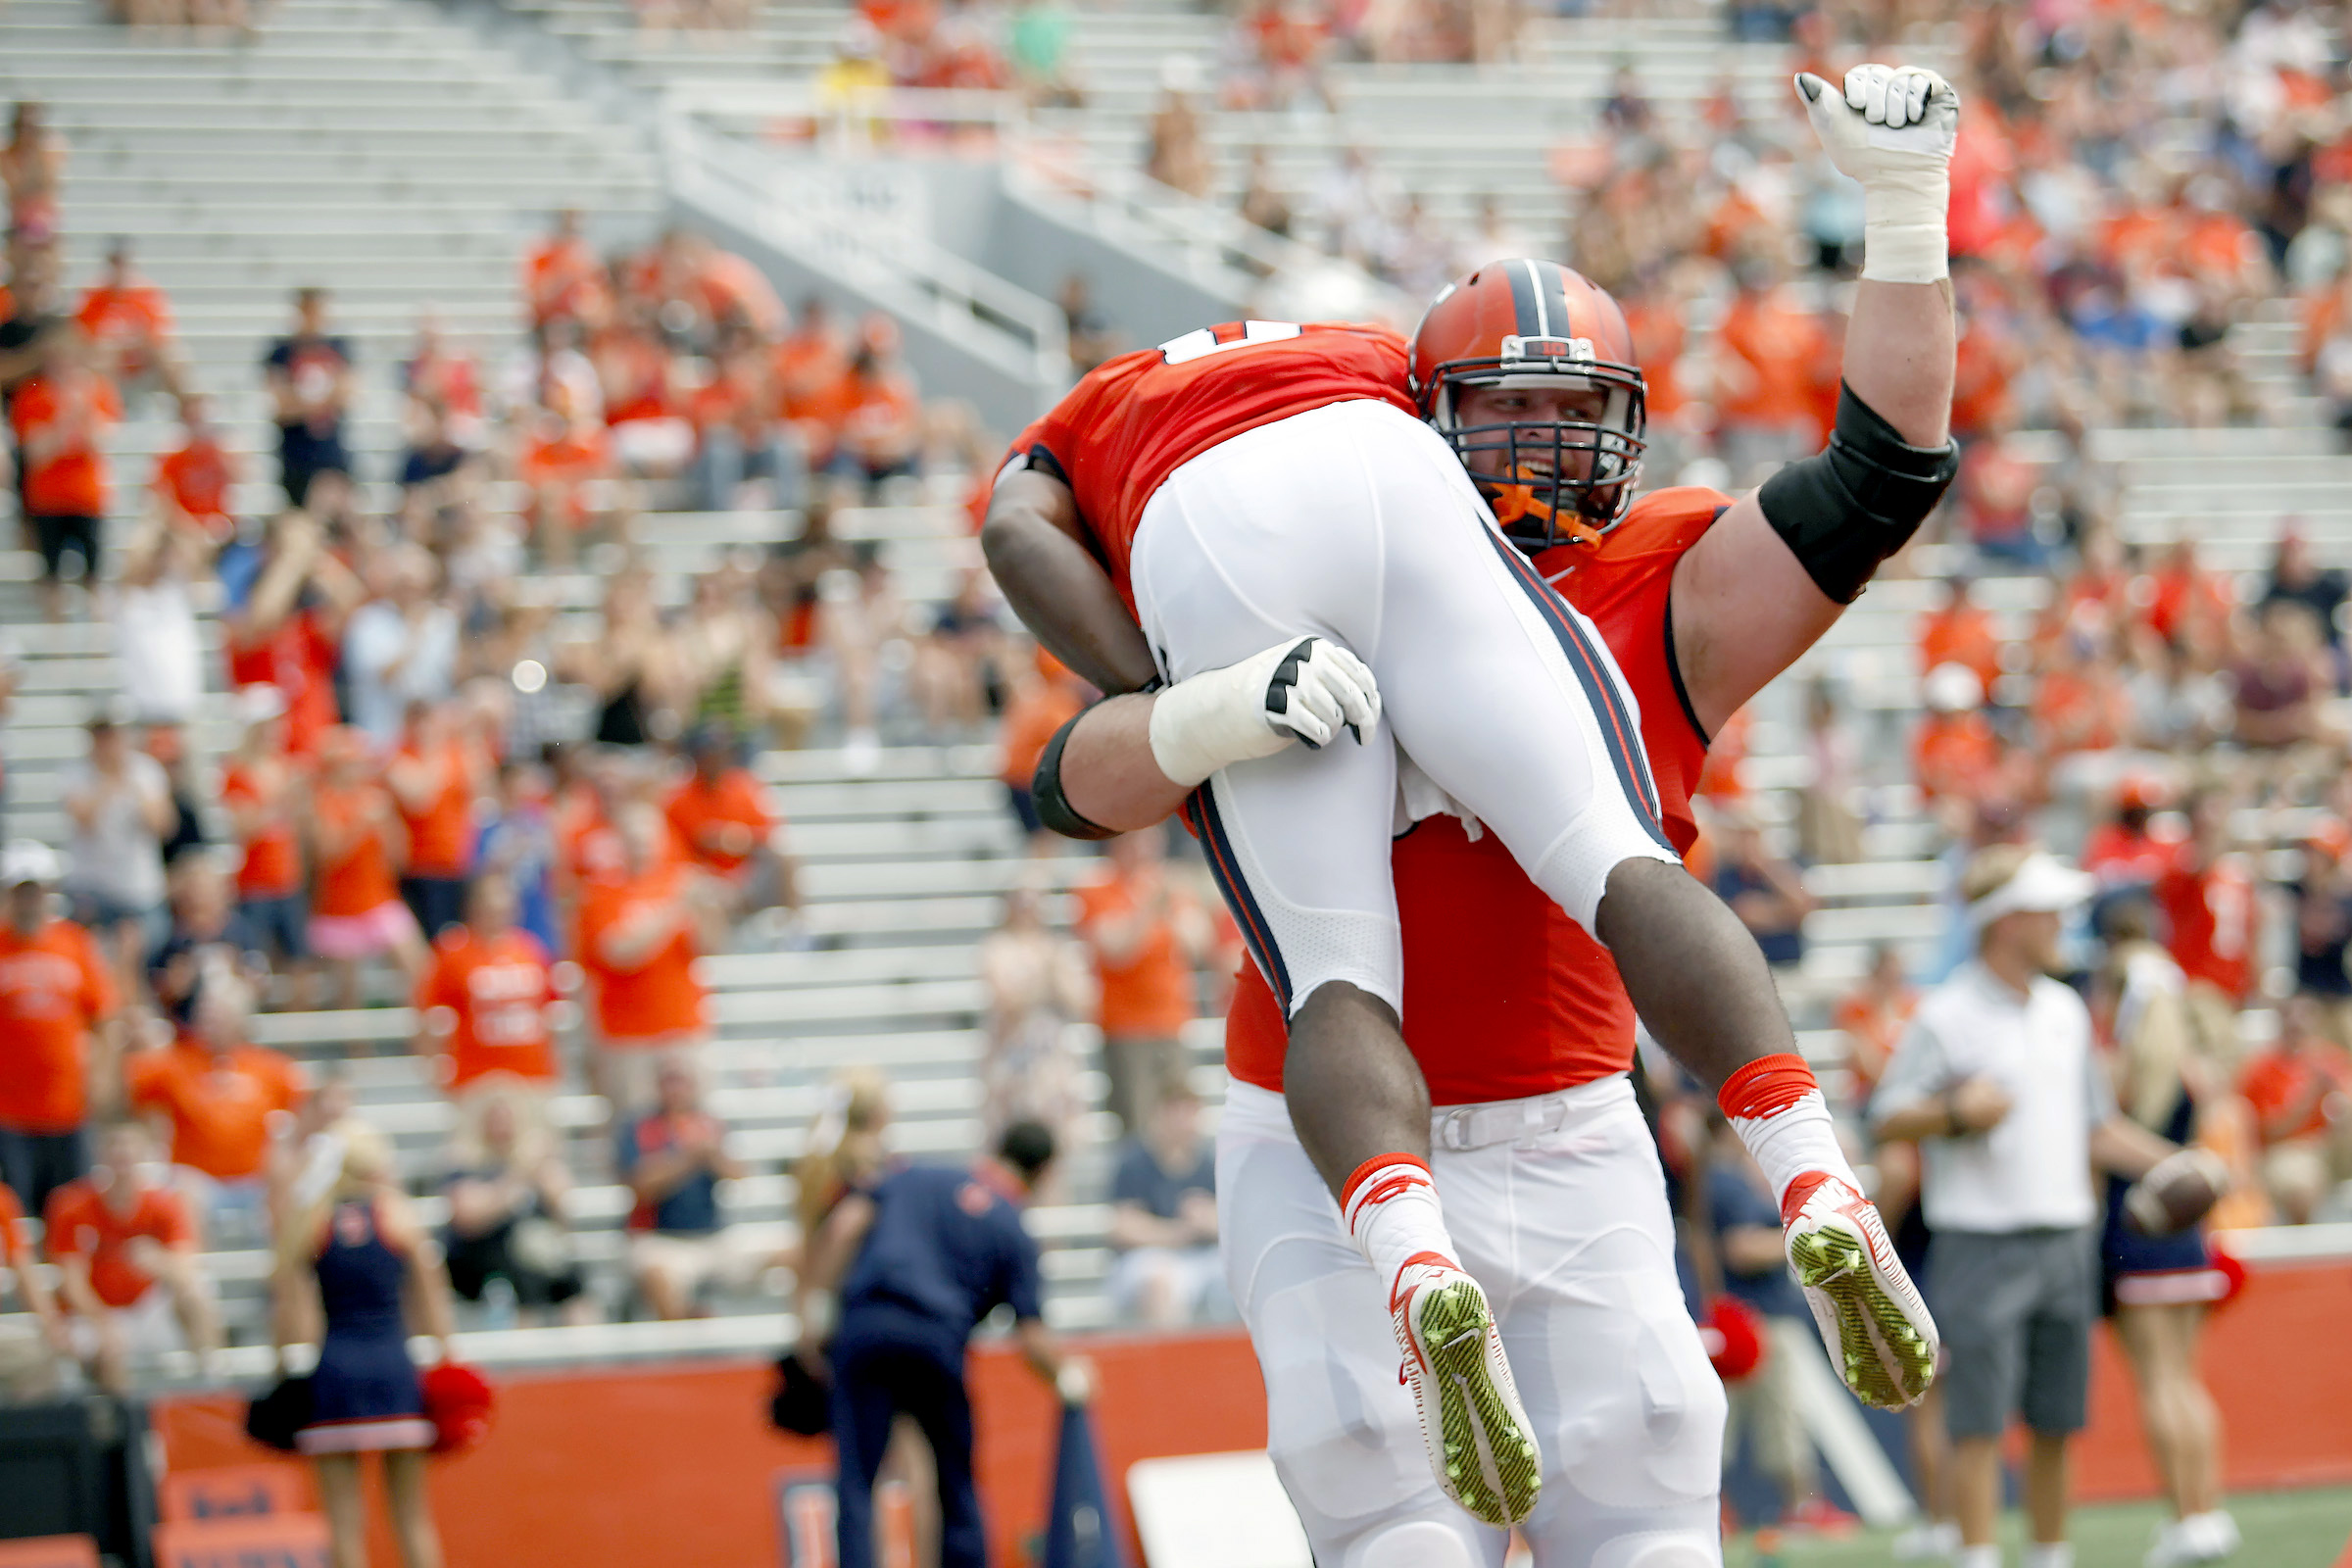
xmin=1782 ymin=1171 xmax=1940 ymax=1409
xmin=1388 ymin=1253 xmax=1542 ymax=1528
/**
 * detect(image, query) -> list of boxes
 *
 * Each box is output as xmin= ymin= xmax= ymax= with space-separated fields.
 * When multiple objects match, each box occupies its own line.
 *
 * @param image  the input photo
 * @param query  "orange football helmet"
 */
xmin=1409 ymin=259 xmax=1647 ymax=551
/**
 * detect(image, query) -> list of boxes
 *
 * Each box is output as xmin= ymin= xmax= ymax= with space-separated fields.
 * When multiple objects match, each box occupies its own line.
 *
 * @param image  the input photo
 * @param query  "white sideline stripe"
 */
xmin=2216 ymin=1222 xmax=2352 ymax=1265
xmin=1128 ymin=1451 xmax=1311 ymax=1568
xmin=1785 ymin=1327 xmax=1916 ymax=1529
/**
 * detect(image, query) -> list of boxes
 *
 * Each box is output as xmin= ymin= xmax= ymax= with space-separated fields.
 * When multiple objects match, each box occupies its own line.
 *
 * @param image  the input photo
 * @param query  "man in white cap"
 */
xmin=0 ymin=840 xmax=122 ymax=1214
xmin=1871 ymin=844 xmax=2215 ymax=1568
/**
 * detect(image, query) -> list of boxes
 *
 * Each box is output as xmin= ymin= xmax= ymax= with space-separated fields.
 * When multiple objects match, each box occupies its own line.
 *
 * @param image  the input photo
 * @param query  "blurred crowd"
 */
xmin=5 ymin=0 xmax=2352 ymax=1408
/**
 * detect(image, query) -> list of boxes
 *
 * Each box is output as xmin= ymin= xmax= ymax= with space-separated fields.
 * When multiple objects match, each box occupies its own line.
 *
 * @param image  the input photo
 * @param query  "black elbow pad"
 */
xmin=1032 ymin=710 xmax=1117 ymax=841
xmin=1757 ymin=382 xmax=1961 ymax=605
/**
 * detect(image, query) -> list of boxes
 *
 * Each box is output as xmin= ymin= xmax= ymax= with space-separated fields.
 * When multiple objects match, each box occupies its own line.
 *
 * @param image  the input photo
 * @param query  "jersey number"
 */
xmin=1157 ymin=320 xmax=1302 ymax=365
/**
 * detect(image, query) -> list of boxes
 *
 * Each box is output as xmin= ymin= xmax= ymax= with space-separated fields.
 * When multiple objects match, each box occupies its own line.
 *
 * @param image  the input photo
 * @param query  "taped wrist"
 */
xmin=1757 ymin=382 xmax=1959 ymax=604
xmin=1031 ymin=710 xmax=1118 ymax=841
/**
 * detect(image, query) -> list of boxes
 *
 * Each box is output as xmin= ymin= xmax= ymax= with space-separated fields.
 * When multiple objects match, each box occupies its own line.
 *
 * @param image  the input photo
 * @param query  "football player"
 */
xmin=1005 ymin=67 xmax=1964 ymax=1565
xmin=983 ymin=68 xmax=1960 ymax=1536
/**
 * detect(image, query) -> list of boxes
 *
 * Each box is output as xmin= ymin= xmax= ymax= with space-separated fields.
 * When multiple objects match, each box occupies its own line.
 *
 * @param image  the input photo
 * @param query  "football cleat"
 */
xmin=1388 ymin=1253 xmax=1542 ymax=1527
xmin=1782 ymin=1172 xmax=1939 ymax=1410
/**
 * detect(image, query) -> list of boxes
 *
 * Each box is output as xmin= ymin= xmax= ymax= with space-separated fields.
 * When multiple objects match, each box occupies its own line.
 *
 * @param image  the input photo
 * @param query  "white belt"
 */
xmin=1432 ymin=1073 xmax=1635 ymax=1152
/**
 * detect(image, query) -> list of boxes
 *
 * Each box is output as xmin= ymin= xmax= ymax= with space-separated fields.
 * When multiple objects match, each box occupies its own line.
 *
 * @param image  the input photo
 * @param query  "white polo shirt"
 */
xmin=1870 ymin=959 xmax=2116 ymax=1234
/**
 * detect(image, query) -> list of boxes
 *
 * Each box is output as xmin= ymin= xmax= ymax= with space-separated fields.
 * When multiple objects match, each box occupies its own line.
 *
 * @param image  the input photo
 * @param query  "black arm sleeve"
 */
xmin=1756 ymin=382 xmax=1961 ymax=605
xmin=1031 ymin=710 xmax=1118 ymax=842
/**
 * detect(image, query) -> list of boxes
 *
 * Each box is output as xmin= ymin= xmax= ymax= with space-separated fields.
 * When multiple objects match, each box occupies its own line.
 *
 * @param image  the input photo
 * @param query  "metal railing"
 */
xmin=662 ymin=106 xmax=1069 ymax=387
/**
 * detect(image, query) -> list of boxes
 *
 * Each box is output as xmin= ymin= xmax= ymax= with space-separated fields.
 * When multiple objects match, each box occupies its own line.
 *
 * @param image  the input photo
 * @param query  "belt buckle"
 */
xmin=1437 ymin=1107 xmax=1477 ymax=1152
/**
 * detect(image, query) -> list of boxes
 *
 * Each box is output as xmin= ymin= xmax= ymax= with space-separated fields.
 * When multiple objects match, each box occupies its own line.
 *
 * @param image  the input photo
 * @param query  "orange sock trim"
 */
xmin=1718 ymin=1053 xmax=1819 ymax=1121
xmin=1340 ymin=1152 xmax=1433 ymax=1213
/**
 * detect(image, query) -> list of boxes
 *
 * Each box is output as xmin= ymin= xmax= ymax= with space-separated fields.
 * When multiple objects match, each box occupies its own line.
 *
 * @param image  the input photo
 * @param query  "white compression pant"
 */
xmin=1130 ymin=399 xmax=1680 ymax=1017
xmin=1217 ymin=1079 xmax=1727 ymax=1568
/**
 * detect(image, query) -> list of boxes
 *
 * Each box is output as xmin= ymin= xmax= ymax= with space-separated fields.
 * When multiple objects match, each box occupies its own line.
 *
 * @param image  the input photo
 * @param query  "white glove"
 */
xmin=1796 ymin=64 xmax=1960 ymax=285
xmin=1148 ymin=634 xmax=1382 ymax=789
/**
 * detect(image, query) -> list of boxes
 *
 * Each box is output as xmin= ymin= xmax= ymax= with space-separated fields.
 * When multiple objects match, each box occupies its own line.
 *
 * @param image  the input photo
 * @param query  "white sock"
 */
xmin=2024 ymin=1544 xmax=2073 ymax=1568
xmin=1956 ymin=1545 xmax=2002 ymax=1568
xmin=1718 ymin=1054 xmax=1863 ymax=1209
xmin=1340 ymin=1155 xmax=1458 ymax=1289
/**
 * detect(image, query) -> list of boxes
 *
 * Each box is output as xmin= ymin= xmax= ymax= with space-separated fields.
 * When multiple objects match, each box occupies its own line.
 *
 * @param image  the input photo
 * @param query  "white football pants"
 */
xmin=1130 ymin=398 xmax=1679 ymax=1018
xmin=1217 ymin=1078 xmax=1727 ymax=1568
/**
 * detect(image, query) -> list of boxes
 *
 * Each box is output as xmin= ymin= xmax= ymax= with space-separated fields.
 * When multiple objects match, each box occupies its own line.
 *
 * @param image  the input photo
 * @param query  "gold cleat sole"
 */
xmin=1416 ymin=1278 xmax=1542 ymax=1527
xmin=1788 ymin=1224 xmax=1937 ymax=1410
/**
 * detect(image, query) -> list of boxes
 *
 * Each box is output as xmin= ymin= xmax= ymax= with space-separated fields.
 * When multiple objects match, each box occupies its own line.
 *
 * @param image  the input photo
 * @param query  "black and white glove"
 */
xmin=1147 ymin=635 xmax=1382 ymax=789
xmin=1796 ymin=64 xmax=1961 ymax=285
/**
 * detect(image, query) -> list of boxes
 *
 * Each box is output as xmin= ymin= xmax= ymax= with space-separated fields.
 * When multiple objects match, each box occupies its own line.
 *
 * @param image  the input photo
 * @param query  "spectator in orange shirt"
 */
xmin=1955 ymin=412 xmax=2044 ymax=566
xmin=831 ymin=318 xmax=923 ymax=493
xmin=220 ymin=684 xmax=318 ymax=1003
xmin=1918 ymin=575 xmax=2006 ymax=699
xmin=2238 ymin=993 xmax=2352 ymax=1224
xmin=222 ymin=513 xmax=364 ymax=762
xmin=414 ymin=874 xmax=562 ymax=1148
xmin=45 ymin=1121 xmax=220 ymax=1393
xmin=74 ymin=237 xmax=184 ymax=402
xmin=1074 ymin=829 xmax=1214 ymax=1134
xmin=0 ymin=840 xmax=121 ymax=1214
xmin=775 ymin=297 xmax=856 ymax=469
xmin=150 ymin=393 xmax=237 ymax=544
xmin=11 ymin=326 xmax=121 ymax=621
xmin=125 ymin=960 xmax=304 ymax=1245
xmin=2031 ymin=631 xmax=2131 ymax=757
xmin=1837 ymin=942 xmax=1918 ymax=1102
xmin=2153 ymin=788 xmax=2261 ymax=1058
xmin=388 ymin=700 xmax=487 ymax=943
xmin=577 ymin=803 xmax=726 ymax=1116
xmin=524 ymin=208 xmax=607 ymax=333
xmin=692 ymin=338 xmax=797 ymax=513
xmin=0 ymin=1175 xmax=68 ymax=1399
xmin=998 ymin=647 xmax=1088 ymax=847
xmin=1913 ymin=663 xmax=2005 ymax=808
xmin=2144 ymin=539 xmax=2234 ymax=657
xmin=307 ymin=726 xmax=426 ymax=1009
xmin=2083 ymin=776 xmax=2174 ymax=906
xmin=665 ymin=724 xmax=800 ymax=923
xmin=518 ymin=390 xmax=612 ymax=568
xmin=1712 ymin=251 xmax=1831 ymax=484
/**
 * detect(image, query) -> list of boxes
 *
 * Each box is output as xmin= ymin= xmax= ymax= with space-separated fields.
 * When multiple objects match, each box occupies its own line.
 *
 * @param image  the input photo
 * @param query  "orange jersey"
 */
xmin=1002 ymin=322 xmax=1415 ymax=613
xmin=11 ymin=374 xmax=121 ymax=517
xmin=153 ymin=440 xmax=234 ymax=536
xmin=2155 ymin=852 xmax=2259 ymax=1002
xmin=576 ymin=865 xmax=708 ymax=1043
xmin=1912 ymin=712 xmax=2003 ymax=803
xmin=999 ymin=679 xmax=1086 ymax=789
xmin=75 ymin=280 xmax=173 ymax=365
xmin=1073 ymin=872 xmax=1200 ymax=1040
xmin=0 ymin=1181 xmax=25 ymax=1272
xmin=0 ymin=918 xmax=119 ymax=1134
xmin=311 ymin=781 xmax=401 ymax=918
xmin=124 ymin=1040 xmax=305 ymax=1183
xmin=416 ymin=927 xmax=559 ymax=1089
xmin=1224 ymin=487 xmax=1729 ymax=1105
xmin=43 ymin=1180 xmax=197 ymax=1309
xmin=220 ymin=760 xmax=304 ymax=899
xmin=395 ymin=739 xmax=477 ymax=879
xmin=663 ymin=768 xmax=775 ymax=879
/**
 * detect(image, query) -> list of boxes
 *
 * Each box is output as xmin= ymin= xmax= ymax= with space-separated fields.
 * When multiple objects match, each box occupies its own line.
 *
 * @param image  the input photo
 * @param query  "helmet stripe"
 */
xmin=1521 ymin=258 xmax=1551 ymax=336
xmin=1539 ymin=261 xmax=1574 ymax=340
xmin=1504 ymin=258 xmax=1542 ymax=339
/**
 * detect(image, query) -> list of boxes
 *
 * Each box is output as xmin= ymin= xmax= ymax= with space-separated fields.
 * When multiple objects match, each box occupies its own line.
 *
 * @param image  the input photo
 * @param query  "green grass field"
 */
xmin=1726 ymin=1488 xmax=2352 ymax=1568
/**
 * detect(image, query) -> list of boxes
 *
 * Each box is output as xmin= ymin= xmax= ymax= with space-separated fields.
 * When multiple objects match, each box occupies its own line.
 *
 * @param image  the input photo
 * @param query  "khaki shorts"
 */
xmin=0 ymin=1317 xmax=62 ymax=1402
xmin=596 ymin=1040 xmax=709 ymax=1119
xmin=628 ymin=1228 xmax=780 ymax=1298
xmin=68 ymin=1286 xmax=187 ymax=1363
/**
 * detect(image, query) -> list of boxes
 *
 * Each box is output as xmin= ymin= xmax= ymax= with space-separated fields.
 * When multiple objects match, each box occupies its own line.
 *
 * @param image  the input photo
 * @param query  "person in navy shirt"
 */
xmin=800 ymin=1119 xmax=1090 ymax=1568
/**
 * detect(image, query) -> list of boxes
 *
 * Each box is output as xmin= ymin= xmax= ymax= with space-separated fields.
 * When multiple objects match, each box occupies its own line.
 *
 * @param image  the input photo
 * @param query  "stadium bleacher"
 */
xmin=5 ymin=0 xmax=2352 ymax=1493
